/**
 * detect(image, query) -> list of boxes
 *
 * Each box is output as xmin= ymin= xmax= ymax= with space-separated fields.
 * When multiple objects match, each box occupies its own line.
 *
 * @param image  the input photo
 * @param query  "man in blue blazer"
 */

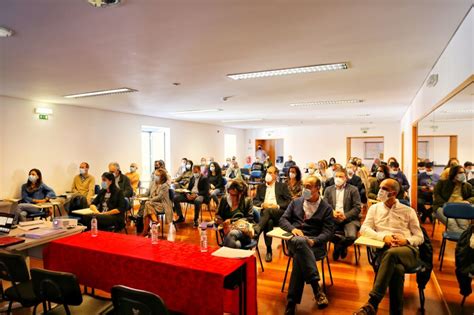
xmin=280 ymin=176 xmax=335 ymax=314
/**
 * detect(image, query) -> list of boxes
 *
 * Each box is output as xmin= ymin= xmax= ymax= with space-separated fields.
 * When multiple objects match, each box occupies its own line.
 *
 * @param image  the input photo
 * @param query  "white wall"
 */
xmin=401 ymin=9 xmax=473 ymax=179
xmin=351 ymin=137 xmax=384 ymax=165
xmin=0 ymin=96 xmax=245 ymax=198
xmin=244 ymin=123 xmax=400 ymax=168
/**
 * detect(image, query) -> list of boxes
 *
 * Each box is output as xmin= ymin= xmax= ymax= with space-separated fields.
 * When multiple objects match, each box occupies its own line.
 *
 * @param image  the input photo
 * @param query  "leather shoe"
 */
xmin=332 ymin=247 xmax=340 ymax=261
xmin=173 ymin=216 xmax=185 ymax=224
xmin=340 ymin=247 xmax=348 ymax=259
xmin=285 ymin=302 xmax=296 ymax=315
xmin=353 ymin=303 xmax=376 ymax=315
xmin=265 ymin=252 xmax=272 ymax=262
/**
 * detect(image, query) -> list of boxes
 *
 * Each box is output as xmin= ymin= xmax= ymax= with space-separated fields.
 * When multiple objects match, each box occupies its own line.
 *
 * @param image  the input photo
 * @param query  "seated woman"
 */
xmin=287 ymin=166 xmax=303 ymax=199
xmin=83 ymin=172 xmax=126 ymax=231
xmin=208 ymin=162 xmax=225 ymax=207
xmin=141 ymin=168 xmax=173 ymax=236
xmin=367 ymin=164 xmax=391 ymax=200
xmin=14 ymin=168 xmax=56 ymax=223
xmin=433 ymin=165 xmax=474 ymax=233
xmin=215 ymin=180 xmax=254 ymax=249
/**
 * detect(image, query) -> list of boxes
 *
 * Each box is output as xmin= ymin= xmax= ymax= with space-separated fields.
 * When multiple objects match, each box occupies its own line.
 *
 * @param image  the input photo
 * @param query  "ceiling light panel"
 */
xmin=64 ymin=88 xmax=137 ymax=98
xmin=290 ymin=99 xmax=364 ymax=107
xmin=171 ymin=109 xmax=223 ymax=114
xmin=227 ymin=62 xmax=348 ymax=80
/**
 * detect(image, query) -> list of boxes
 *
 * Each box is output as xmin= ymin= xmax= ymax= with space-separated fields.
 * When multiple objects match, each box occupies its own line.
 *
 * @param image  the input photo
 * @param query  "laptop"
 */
xmin=0 ymin=213 xmax=25 ymax=247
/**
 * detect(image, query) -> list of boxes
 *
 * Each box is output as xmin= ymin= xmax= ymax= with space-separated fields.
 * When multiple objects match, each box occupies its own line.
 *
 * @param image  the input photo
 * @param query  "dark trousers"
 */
xmin=173 ymin=193 xmax=204 ymax=222
xmin=258 ymin=207 xmax=284 ymax=252
xmin=370 ymin=246 xmax=419 ymax=314
xmin=333 ymin=220 xmax=359 ymax=249
xmin=80 ymin=214 xmax=124 ymax=231
xmin=287 ymin=236 xmax=325 ymax=304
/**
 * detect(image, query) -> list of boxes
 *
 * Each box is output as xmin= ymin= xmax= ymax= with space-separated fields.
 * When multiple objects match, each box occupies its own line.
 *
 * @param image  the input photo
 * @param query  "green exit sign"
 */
xmin=38 ymin=114 xmax=49 ymax=120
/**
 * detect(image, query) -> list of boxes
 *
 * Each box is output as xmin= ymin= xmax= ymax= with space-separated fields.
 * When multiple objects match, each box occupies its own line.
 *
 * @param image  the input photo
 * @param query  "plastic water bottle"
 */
xmin=167 ymin=222 xmax=176 ymax=242
xmin=151 ymin=223 xmax=159 ymax=245
xmin=91 ymin=216 xmax=98 ymax=237
xmin=200 ymin=226 xmax=208 ymax=252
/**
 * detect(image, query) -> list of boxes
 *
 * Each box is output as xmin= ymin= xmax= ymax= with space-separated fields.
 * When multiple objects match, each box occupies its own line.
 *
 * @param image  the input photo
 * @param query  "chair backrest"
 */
xmin=111 ymin=285 xmax=169 ymax=315
xmin=443 ymin=203 xmax=474 ymax=220
xmin=240 ymin=168 xmax=250 ymax=176
xmin=94 ymin=185 xmax=101 ymax=195
xmin=250 ymin=170 xmax=262 ymax=178
xmin=0 ymin=252 xmax=30 ymax=283
xmin=31 ymin=268 xmax=83 ymax=306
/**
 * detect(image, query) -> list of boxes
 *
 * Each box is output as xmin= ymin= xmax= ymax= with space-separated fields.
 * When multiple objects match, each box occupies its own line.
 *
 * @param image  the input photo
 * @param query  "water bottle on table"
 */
xmin=200 ymin=224 xmax=208 ymax=252
xmin=91 ymin=216 xmax=98 ymax=237
xmin=151 ymin=222 xmax=159 ymax=245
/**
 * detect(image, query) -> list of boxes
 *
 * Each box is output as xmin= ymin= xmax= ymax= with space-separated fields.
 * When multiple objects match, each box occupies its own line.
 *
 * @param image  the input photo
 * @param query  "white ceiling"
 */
xmin=0 ymin=0 xmax=471 ymax=128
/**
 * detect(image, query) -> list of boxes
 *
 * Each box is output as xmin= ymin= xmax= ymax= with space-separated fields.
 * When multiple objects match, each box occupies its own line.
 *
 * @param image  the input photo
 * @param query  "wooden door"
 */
xmin=255 ymin=139 xmax=276 ymax=165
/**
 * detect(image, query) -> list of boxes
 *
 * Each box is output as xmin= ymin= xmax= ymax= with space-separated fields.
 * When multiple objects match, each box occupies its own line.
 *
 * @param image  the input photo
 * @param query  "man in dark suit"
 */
xmin=108 ymin=162 xmax=133 ymax=198
xmin=173 ymin=165 xmax=210 ymax=227
xmin=323 ymin=169 xmax=361 ymax=261
xmin=280 ymin=176 xmax=334 ymax=314
xmin=253 ymin=166 xmax=292 ymax=262
xmin=325 ymin=163 xmax=366 ymax=204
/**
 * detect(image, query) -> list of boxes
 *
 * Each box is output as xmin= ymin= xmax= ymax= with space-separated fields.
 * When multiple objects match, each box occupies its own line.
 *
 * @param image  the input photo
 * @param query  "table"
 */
xmin=43 ymin=232 xmax=257 ymax=315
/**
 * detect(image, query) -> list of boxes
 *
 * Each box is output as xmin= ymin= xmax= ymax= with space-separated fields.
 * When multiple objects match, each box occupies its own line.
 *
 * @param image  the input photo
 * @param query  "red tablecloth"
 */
xmin=43 ymin=232 xmax=257 ymax=315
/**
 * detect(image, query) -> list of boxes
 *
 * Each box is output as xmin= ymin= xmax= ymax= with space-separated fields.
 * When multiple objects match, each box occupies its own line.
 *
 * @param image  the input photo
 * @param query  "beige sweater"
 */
xmin=71 ymin=174 xmax=95 ymax=203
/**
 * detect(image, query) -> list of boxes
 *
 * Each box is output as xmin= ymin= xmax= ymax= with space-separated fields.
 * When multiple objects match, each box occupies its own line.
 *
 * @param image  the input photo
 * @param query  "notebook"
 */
xmin=24 ymin=228 xmax=66 ymax=239
xmin=354 ymin=236 xmax=385 ymax=248
xmin=0 ymin=236 xmax=25 ymax=247
xmin=72 ymin=208 xmax=95 ymax=215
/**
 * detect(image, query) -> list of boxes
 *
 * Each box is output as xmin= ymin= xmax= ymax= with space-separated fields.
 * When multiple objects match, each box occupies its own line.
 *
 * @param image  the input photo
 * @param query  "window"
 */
xmin=141 ymin=126 xmax=170 ymax=187
xmin=364 ymin=141 xmax=384 ymax=160
xmin=224 ymin=134 xmax=237 ymax=160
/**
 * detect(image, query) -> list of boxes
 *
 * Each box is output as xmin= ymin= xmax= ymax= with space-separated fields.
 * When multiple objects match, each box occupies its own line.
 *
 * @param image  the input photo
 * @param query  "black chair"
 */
xmin=280 ymin=241 xmax=333 ymax=293
xmin=110 ymin=285 xmax=169 ymax=315
xmin=438 ymin=203 xmax=474 ymax=271
xmin=0 ymin=252 xmax=41 ymax=314
xmin=30 ymin=268 xmax=111 ymax=315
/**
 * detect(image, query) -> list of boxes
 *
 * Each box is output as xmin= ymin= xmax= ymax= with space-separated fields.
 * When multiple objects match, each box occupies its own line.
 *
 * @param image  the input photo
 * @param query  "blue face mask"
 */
xmin=302 ymin=188 xmax=312 ymax=200
xmin=101 ymin=181 xmax=108 ymax=189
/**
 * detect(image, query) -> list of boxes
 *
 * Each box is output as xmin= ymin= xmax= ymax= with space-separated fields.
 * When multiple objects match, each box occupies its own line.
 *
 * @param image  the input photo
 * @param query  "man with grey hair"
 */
xmin=108 ymin=162 xmax=133 ymax=198
xmin=354 ymin=178 xmax=423 ymax=315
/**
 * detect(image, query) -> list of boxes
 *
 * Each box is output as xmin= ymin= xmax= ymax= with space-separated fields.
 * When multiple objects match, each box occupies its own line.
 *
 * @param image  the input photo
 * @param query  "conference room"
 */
xmin=0 ymin=1 xmax=472 ymax=315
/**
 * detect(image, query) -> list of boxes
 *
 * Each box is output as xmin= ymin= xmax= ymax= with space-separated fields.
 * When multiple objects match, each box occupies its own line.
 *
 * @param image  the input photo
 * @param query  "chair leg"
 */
xmin=439 ymin=239 xmax=446 ymax=271
xmin=42 ymin=301 xmax=48 ymax=314
xmin=33 ymin=303 xmax=38 ymax=315
xmin=6 ymin=300 xmax=12 ymax=315
xmin=207 ymin=204 xmax=213 ymax=221
xmin=281 ymin=257 xmax=292 ymax=292
xmin=326 ymin=255 xmax=333 ymax=285
xmin=438 ymin=238 xmax=445 ymax=261
xmin=320 ymin=259 xmax=326 ymax=293
xmin=160 ymin=214 xmax=164 ymax=238
xmin=354 ymin=244 xmax=359 ymax=265
xmin=256 ymin=246 xmax=264 ymax=272
xmin=64 ymin=304 xmax=71 ymax=315
xmin=461 ymin=295 xmax=466 ymax=306
xmin=419 ymin=287 xmax=425 ymax=313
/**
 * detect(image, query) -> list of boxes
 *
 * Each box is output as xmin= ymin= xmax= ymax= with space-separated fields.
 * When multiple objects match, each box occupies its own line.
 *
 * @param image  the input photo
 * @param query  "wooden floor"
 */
xmin=4 ymin=208 xmax=473 ymax=315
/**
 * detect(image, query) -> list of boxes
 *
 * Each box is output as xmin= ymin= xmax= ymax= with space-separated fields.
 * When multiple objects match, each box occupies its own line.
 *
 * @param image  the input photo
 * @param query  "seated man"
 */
xmin=125 ymin=163 xmax=140 ymax=195
xmin=417 ymin=162 xmax=439 ymax=223
xmin=284 ymin=155 xmax=297 ymax=169
xmin=253 ymin=166 xmax=292 ymax=262
xmin=280 ymin=176 xmax=334 ymax=314
xmin=250 ymin=158 xmax=265 ymax=180
xmin=108 ymin=162 xmax=133 ymax=198
xmin=173 ymin=165 xmax=210 ymax=227
xmin=354 ymin=178 xmax=424 ymax=315
xmin=389 ymin=161 xmax=410 ymax=202
xmin=69 ymin=162 xmax=96 ymax=211
xmin=346 ymin=162 xmax=367 ymax=204
xmin=323 ymin=169 xmax=361 ymax=261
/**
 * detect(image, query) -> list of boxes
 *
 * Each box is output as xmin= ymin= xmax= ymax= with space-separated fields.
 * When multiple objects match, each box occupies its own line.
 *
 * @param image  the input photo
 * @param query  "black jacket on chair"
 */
xmin=455 ymin=225 xmax=474 ymax=297
xmin=253 ymin=182 xmax=292 ymax=210
xmin=116 ymin=173 xmax=133 ymax=198
xmin=187 ymin=175 xmax=210 ymax=203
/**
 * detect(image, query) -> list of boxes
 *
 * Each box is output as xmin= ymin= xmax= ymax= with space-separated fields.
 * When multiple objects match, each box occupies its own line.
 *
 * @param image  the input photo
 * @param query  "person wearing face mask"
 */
xmin=370 ymin=158 xmax=381 ymax=177
xmin=280 ymin=176 xmax=334 ymax=313
xmin=173 ymin=160 xmax=193 ymax=189
xmin=173 ymin=165 xmax=210 ymax=227
xmin=417 ymin=162 xmax=440 ymax=223
xmin=140 ymin=168 xmax=173 ymax=237
xmin=215 ymin=180 xmax=255 ymax=248
xmin=173 ymin=158 xmax=188 ymax=179
xmin=208 ymin=162 xmax=225 ymax=207
xmin=304 ymin=162 xmax=317 ymax=179
xmin=81 ymin=172 xmax=127 ymax=231
xmin=71 ymin=162 xmax=95 ymax=204
xmin=222 ymin=158 xmax=232 ymax=171
xmin=323 ymin=169 xmax=361 ymax=261
xmin=464 ymin=161 xmax=474 ymax=184
xmin=253 ymin=166 xmax=292 ymax=262
xmin=125 ymin=163 xmax=140 ymax=195
xmin=225 ymin=161 xmax=243 ymax=181
xmin=14 ymin=168 xmax=57 ymax=224
xmin=287 ymin=166 xmax=303 ymax=199
xmin=355 ymin=179 xmax=424 ymax=315
xmin=316 ymin=160 xmax=333 ymax=182
xmin=250 ymin=157 xmax=264 ymax=179
xmin=345 ymin=162 xmax=368 ymax=204
xmin=433 ymin=165 xmax=474 ymax=233
xmin=263 ymin=156 xmax=273 ymax=174
xmin=417 ymin=161 xmax=426 ymax=174
xmin=284 ymin=155 xmax=296 ymax=169
xmin=244 ymin=156 xmax=253 ymax=169
xmin=440 ymin=157 xmax=460 ymax=180
xmin=200 ymin=157 xmax=209 ymax=177
xmin=388 ymin=162 xmax=410 ymax=200
xmin=108 ymin=162 xmax=133 ymax=198
xmin=255 ymin=144 xmax=268 ymax=161
xmin=367 ymin=165 xmax=391 ymax=201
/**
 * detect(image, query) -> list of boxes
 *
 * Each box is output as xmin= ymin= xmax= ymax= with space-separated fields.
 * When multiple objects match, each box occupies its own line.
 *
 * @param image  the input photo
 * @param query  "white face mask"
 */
xmin=347 ymin=169 xmax=354 ymax=176
xmin=308 ymin=168 xmax=315 ymax=175
xmin=79 ymin=168 xmax=87 ymax=175
xmin=376 ymin=172 xmax=385 ymax=181
xmin=193 ymin=172 xmax=200 ymax=178
xmin=28 ymin=175 xmax=38 ymax=183
xmin=455 ymin=173 xmax=466 ymax=183
xmin=210 ymin=166 xmax=216 ymax=172
xmin=186 ymin=164 xmax=191 ymax=170
xmin=334 ymin=177 xmax=345 ymax=187
xmin=289 ymin=172 xmax=296 ymax=179
xmin=425 ymin=171 xmax=434 ymax=176
xmin=130 ymin=167 xmax=136 ymax=172
xmin=265 ymin=173 xmax=273 ymax=183
xmin=377 ymin=189 xmax=391 ymax=202
xmin=302 ymin=188 xmax=312 ymax=200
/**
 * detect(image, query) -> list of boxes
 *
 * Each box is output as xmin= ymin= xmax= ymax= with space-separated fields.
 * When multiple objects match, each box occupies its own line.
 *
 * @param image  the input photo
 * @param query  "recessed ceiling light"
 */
xmin=35 ymin=108 xmax=53 ymax=115
xmin=222 ymin=118 xmax=263 ymax=123
xmin=171 ymin=109 xmax=223 ymax=114
xmin=227 ymin=62 xmax=348 ymax=80
xmin=64 ymin=87 xmax=137 ymax=98
xmin=356 ymin=114 xmax=370 ymax=117
xmin=0 ymin=26 xmax=14 ymax=37
xmin=290 ymin=99 xmax=364 ymax=107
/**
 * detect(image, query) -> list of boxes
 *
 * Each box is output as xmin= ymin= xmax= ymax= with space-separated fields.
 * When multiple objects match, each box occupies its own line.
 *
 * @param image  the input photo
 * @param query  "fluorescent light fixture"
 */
xmin=290 ymin=99 xmax=363 ymax=107
xmin=0 ymin=26 xmax=14 ymax=37
xmin=222 ymin=118 xmax=263 ymax=123
xmin=227 ymin=62 xmax=348 ymax=80
xmin=64 ymin=87 xmax=137 ymax=99
xmin=171 ymin=108 xmax=223 ymax=114
xmin=442 ymin=109 xmax=474 ymax=114
xmin=35 ymin=108 xmax=53 ymax=115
